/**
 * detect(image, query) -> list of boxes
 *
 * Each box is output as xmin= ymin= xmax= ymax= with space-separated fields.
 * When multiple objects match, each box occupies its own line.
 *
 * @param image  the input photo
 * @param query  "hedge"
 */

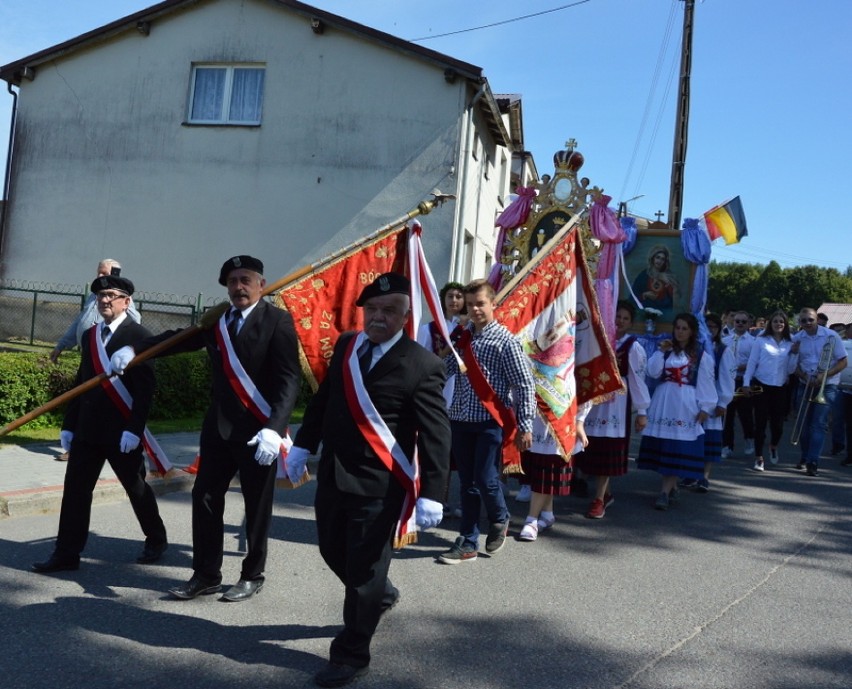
xmin=0 ymin=350 xmax=312 ymax=429
xmin=0 ymin=350 xmax=211 ymax=427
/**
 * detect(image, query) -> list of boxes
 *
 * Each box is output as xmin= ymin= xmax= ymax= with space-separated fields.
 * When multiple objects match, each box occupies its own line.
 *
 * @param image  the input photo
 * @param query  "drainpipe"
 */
xmin=450 ymin=80 xmax=486 ymax=281
xmin=1 ymin=82 xmax=18 ymax=257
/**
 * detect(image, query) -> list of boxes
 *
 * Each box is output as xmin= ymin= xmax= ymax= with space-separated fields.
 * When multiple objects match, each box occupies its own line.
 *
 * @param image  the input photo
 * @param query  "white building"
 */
xmin=0 ymin=0 xmax=534 ymax=299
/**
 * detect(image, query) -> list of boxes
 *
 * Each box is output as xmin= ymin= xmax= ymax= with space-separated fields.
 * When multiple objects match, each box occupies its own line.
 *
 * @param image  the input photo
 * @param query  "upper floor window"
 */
xmin=188 ymin=64 xmax=265 ymax=125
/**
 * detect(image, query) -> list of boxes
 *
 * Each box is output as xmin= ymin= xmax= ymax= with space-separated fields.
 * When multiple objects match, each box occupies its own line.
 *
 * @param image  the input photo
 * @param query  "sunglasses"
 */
xmin=734 ymin=320 xmax=748 ymax=324
xmin=799 ymin=318 xmax=815 ymax=324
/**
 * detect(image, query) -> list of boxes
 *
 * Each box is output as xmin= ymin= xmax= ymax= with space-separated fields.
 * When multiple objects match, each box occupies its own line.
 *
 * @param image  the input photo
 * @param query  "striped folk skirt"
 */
xmin=520 ymin=451 xmax=573 ymax=496
xmin=703 ymin=428 xmax=723 ymax=463
xmin=636 ymin=435 xmax=705 ymax=480
xmin=573 ymin=435 xmax=630 ymax=477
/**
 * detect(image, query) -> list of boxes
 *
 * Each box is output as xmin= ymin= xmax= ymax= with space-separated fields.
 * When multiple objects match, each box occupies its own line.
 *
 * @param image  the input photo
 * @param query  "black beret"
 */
xmin=91 ymin=275 xmax=135 ymax=296
xmin=356 ymin=272 xmax=410 ymax=306
xmin=218 ymin=255 xmax=264 ymax=286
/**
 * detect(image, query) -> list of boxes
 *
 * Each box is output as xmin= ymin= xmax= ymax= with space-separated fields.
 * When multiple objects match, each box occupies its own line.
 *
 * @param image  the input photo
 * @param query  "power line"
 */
xmin=408 ymin=1 xmax=593 ymax=42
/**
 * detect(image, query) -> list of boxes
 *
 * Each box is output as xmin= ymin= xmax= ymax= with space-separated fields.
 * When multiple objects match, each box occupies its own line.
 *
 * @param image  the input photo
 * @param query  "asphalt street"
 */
xmin=1 ymin=433 xmax=850 ymax=689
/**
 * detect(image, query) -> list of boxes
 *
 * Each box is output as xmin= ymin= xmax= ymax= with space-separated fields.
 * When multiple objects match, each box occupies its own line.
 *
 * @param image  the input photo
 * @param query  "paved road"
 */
xmin=1 ymin=434 xmax=850 ymax=689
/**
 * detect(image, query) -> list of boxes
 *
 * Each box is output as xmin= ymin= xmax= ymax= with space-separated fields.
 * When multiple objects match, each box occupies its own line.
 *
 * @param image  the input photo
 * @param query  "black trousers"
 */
xmin=193 ymin=430 xmax=277 ymax=581
xmin=56 ymin=439 xmax=166 ymax=558
xmin=315 ymin=479 xmax=403 ymax=668
xmin=723 ymin=377 xmax=755 ymax=448
xmin=752 ymin=380 xmax=788 ymax=457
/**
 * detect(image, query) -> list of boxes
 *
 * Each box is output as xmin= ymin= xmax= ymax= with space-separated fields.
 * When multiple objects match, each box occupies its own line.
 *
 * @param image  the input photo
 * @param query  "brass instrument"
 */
xmin=734 ymin=384 xmax=763 ymax=398
xmin=790 ymin=340 xmax=833 ymax=446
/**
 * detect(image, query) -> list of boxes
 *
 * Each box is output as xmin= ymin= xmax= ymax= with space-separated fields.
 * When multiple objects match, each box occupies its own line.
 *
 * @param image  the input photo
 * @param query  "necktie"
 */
xmin=228 ymin=310 xmax=242 ymax=339
xmin=359 ymin=340 xmax=377 ymax=376
xmin=101 ymin=325 xmax=111 ymax=344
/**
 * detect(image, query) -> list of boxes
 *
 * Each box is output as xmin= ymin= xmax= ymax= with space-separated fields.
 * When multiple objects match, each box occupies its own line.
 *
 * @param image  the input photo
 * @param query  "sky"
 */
xmin=1 ymin=0 xmax=850 ymax=271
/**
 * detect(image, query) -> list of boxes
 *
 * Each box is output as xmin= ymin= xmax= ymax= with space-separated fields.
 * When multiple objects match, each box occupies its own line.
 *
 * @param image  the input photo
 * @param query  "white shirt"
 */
xmin=743 ymin=336 xmax=797 ymax=387
xmin=722 ymin=330 xmax=755 ymax=376
xmin=793 ymin=326 xmax=847 ymax=385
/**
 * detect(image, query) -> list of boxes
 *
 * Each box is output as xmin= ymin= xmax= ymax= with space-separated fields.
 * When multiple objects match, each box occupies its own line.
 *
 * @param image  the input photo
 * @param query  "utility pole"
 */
xmin=667 ymin=0 xmax=695 ymax=232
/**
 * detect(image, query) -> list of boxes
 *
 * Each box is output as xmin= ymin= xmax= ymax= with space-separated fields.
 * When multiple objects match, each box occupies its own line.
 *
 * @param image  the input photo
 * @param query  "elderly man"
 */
xmin=50 ymin=259 xmax=141 ymax=363
xmin=50 ymin=259 xmax=142 ymax=462
xmin=791 ymin=307 xmax=848 ymax=476
xmin=33 ymin=272 xmax=167 ymax=573
xmin=722 ymin=310 xmax=756 ymax=458
xmin=286 ymin=272 xmax=451 ymax=688
xmin=111 ymin=255 xmax=301 ymax=601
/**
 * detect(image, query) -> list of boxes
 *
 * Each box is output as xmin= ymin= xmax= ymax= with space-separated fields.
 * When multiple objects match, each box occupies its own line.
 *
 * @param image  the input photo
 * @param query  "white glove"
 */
xmin=120 ymin=431 xmax=141 ymax=453
xmin=285 ymin=446 xmax=310 ymax=484
xmin=247 ymin=428 xmax=282 ymax=466
xmin=60 ymin=430 xmax=74 ymax=452
xmin=110 ymin=346 xmax=136 ymax=375
xmin=415 ymin=497 xmax=444 ymax=531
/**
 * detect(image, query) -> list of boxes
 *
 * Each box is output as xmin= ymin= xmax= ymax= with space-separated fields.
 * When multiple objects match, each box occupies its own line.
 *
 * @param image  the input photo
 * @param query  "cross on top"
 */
xmin=655 ymin=210 xmax=665 ymax=221
xmin=565 ymin=138 xmax=577 ymax=150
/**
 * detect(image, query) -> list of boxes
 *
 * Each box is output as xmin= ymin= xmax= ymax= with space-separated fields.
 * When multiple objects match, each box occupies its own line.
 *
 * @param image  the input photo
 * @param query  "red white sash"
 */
xmin=456 ymin=328 xmax=521 ymax=468
xmin=342 ymin=332 xmax=420 ymax=548
xmin=90 ymin=327 xmax=172 ymax=474
xmin=214 ymin=313 xmax=296 ymax=483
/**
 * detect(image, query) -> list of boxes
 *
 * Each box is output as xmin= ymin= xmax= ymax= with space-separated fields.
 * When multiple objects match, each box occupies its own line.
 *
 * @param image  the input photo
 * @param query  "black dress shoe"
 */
xmin=168 ymin=575 xmax=222 ymax=600
xmin=314 ymin=661 xmax=369 ymax=688
xmin=221 ymin=578 xmax=264 ymax=602
xmin=136 ymin=541 xmax=168 ymax=564
xmin=380 ymin=585 xmax=400 ymax=615
xmin=32 ymin=554 xmax=79 ymax=574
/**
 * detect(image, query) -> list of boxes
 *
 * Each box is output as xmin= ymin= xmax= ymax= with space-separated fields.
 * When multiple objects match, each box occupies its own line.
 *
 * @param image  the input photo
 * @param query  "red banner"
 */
xmin=495 ymin=227 xmax=622 ymax=457
xmin=275 ymin=228 xmax=407 ymax=389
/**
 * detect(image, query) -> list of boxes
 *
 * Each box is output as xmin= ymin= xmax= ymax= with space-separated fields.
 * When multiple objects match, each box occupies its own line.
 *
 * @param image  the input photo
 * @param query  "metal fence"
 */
xmin=0 ymin=279 xmax=210 ymax=348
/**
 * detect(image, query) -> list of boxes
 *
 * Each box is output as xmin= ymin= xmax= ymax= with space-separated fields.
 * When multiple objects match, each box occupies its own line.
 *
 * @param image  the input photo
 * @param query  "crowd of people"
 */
xmin=28 ymin=256 xmax=851 ymax=687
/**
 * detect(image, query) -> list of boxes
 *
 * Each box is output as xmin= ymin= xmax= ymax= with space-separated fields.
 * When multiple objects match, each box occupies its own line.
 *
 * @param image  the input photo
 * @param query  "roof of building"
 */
xmin=818 ymin=303 xmax=852 ymax=326
xmin=0 ymin=0 xmax=514 ymax=147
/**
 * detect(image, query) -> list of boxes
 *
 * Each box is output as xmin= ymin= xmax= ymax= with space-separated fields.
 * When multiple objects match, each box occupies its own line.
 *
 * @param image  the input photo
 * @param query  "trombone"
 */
xmin=790 ymin=340 xmax=833 ymax=446
xmin=734 ymin=384 xmax=763 ymax=398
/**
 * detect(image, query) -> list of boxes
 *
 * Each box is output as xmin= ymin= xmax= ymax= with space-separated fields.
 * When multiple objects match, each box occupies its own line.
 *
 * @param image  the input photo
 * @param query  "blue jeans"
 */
xmin=451 ymin=420 xmax=509 ymax=548
xmin=795 ymin=383 xmax=838 ymax=465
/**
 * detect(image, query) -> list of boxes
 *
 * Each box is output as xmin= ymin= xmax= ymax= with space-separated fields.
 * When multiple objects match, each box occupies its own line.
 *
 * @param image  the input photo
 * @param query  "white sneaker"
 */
xmin=744 ymin=439 xmax=755 ymax=456
xmin=721 ymin=446 xmax=732 ymax=459
xmin=769 ymin=448 xmax=779 ymax=465
xmin=519 ymin=520 xmax=538 ymax=542
xmin=515 ymin=485 xmax=532 ymax=502
xmin=753 ymin=459 xmax=765 ymax=472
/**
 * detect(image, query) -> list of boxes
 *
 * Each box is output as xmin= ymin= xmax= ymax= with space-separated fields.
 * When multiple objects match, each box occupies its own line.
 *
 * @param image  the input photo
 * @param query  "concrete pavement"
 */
xmin=0 ymin=430 xmax=850 ymax=688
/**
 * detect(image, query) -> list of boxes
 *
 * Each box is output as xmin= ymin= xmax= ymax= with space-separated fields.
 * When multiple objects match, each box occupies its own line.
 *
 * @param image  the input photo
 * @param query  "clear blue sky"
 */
xmin=2 ymin=0 xmax=850 ymax=271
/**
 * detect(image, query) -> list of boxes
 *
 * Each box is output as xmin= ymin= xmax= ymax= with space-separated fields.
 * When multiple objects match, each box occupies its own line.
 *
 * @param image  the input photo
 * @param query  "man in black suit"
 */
xmin=286 ymin=272 xmax=451 ymax=688
xmin=33 ymin=272 xmax=167 ymax=573
xmin=111 ymin=255 xmax=301 ymax=602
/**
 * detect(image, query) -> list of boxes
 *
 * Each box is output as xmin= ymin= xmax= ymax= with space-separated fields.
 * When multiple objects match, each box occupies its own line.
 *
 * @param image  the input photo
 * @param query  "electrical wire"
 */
xmin=408 ymin=1 xmax=593 ymax=42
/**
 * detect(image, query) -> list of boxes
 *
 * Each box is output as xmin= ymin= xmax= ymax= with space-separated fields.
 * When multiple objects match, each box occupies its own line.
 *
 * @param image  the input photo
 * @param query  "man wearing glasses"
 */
xmin=791 ymin=308 xmax=848 ymax=476
xmin=722 ymin=311 xmax=756 ymax=458
xmin=33 ymin=272 xmax=167 ymax=573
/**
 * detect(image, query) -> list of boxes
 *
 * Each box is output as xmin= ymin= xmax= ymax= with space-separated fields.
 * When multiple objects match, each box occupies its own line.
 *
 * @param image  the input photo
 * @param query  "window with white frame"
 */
xmin=188 ymin=64 xmax=265 ymax=125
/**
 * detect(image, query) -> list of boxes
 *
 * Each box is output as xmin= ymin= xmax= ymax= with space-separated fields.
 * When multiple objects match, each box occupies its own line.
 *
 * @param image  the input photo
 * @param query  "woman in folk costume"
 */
xmin=681 ymin=313 xmax=735 ymax=492
xmin=416 ymin=281 xmax=466 ymax=407
xmin=575 ymin=301 xmax=651 ymax=519
xmin=518 ymin=403 xmax=590 ymax=541
xmin=637 ymin=312 xmax=717 ymax=511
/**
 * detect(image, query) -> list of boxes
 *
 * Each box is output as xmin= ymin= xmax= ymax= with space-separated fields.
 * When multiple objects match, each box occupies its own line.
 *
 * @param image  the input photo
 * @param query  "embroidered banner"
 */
xmin=496 ymin=227 xmax=622 ymax=457
xmin=276 ymin=228 xmax=408 ymax=389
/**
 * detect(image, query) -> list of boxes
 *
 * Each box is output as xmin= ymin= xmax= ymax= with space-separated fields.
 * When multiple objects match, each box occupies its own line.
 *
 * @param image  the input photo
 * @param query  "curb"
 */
xmin=0 ymin=471 xmax=196 ymax=519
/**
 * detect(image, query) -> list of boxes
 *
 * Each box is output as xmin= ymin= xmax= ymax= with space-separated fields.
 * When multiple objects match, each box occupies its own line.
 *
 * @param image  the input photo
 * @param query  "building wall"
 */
xmin=2 ymin=0 xmax=508 ymax=298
